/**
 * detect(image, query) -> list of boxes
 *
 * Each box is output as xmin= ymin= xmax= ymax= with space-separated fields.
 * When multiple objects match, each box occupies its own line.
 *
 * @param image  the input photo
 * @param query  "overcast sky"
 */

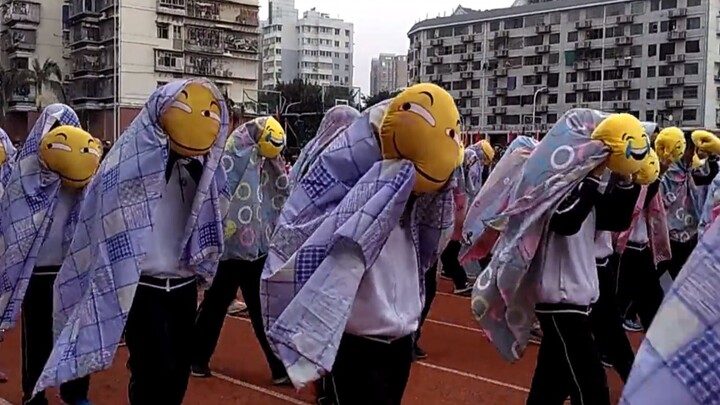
xmin=259 ymin=0 xmax=514 ymax=95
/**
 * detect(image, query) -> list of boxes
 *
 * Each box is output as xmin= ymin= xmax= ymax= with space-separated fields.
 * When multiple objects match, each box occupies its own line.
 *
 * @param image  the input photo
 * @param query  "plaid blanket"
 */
xmin=221 ymin=117 xmax=289 ymax=261
xmin=36 ymin=79 xmax=229 ymax=394
xmin=0 ymin=128 xmax=17 ymax=190
xmin=460 ymin=136 xmax=538 ymax=263
xmin=289 ymin=105 xmax=360 ymax=187
xmin=260 ymin=102 xmax=454 ymax=388
xmin=0 ymin=104 xmax=81 ymax=330
xmin=470 ymin=109 xmax=610 ymax=361
xmin=614 ymin=185 xmax=671 ymax=265
xmin=620 ymin=216 xmax=720 ymax=405
xmin=699 ymin=172 xmax=720 ymax=235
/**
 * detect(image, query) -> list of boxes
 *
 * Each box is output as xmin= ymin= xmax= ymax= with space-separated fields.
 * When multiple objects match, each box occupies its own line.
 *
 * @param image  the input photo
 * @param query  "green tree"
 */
xmin=360 ymin=90 xmax=400 ymax=111
xmin=0 ymin=66 xmax=31 ymax=124
xmin=29 ymin=58 xmax=65 ymax=110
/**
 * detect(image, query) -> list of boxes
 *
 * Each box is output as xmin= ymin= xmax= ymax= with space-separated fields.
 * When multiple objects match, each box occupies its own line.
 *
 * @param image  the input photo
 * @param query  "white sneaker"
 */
xmin=227 ymin=300 xmax=248 ymax=317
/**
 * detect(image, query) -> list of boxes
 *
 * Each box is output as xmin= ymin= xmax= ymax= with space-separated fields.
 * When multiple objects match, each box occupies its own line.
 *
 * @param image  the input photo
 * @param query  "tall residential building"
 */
xmin=408 ymin=0 xmax=719 ymax=144
xmin=261 ymin=0 xmax=354 ymax=88
xmin=0 ymin=0 xmax=68 ymax=138
xmin=370 ymin=53 xmax=408 ymax=95
xmin=1 ymin=0 xmax=261 ymax=140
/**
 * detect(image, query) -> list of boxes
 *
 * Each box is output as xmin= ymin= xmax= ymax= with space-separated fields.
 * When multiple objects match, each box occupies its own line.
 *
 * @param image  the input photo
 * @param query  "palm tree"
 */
xmin=29 ymin=58 xmax=65 ymax=110
xmin=0 ymin=66 xmax=31 ymax=124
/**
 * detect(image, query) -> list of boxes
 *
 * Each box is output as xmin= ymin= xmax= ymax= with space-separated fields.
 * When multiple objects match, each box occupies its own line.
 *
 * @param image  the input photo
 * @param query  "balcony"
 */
xmin=535 ymin=105 xmax=548 ymax=113
xmin=460 ymin=90 xmax=473 ymax=98
xmin=574 ymin=61 xmax=591 ymax=70
xmin=460 ymin=71 xmax=473 ymax=79
xmin=615 ymin=58 xmax=632 ymax=67
xmin=428 ymin=74 xmax=441 ymax=82
xmin=1 ymin=28 xmax=36 ymax=52
xmin=575 ymin=41 xmax=591 ymax=50
xmin=535 ymin=45 xmax=550 ymax=53
xmin=68 ymin=0 xmax=101 ymax=22
xmin=665 ymin=99 xmax=684 ymax=108
xmin=461 ymin=35 xmax=475 ymax=43
xmin=615 ymin=15 xmax=634 ymax=24
xmin=187 ymin=0 xmax=221 ymax=22
xmin=613 ymin=79 xmax=631 ymax=88
xmin=428 ymin=56 xmax=442 ymax=64
xmin=157 ymin=0 xmax=186 ymax=16
xmin=668 ymin=8 xmax=687 ymax=18
xmin=668 ymin=31 xmax=686 ymax=41
xmin=575 ymin=20 xmax=592 ymax=29
xmin=494 ymin=30 xmax=509 ymax=39
xmin=413 ymin=41 xmax=421 ymax=49
xmin=612 ymin=101 xmax=630 ymax=110
xmin=185 ymin=25 xmax=224 ymax=54
xmin=460 ymin=108 xmax=472 ymax=116
xmin=492 ymin=106 xmax=507 ymax=115
xmin=494 ymin=87 xmax=507 ymax=95
xmin=460 ymin=53 xmax=474 ymax=62
xmin=495 ymin=68 xmax=507 ymax=76
xmin=7 ymin=85 xmax=35 ymax=112
xmin=71 ymin=50 xmax=113 ymax=77
xmin=495 ymin=49 xmax=508 ymax=58
xmin=69 ymin=24 xmax=101 ymax=50
xmin=155 ymin=49 xmax=185 ymax=74
xmin=185 ymin=54 xmax=234 ymax=79
xmin=430 ymin=38 xmax=444 ymax=46
xmin=665 ymin=76 xmax=685 ymax=85
xmin=614 ymin=36 xmax=633 ymax=46
xmin=573 ymin=83 xmax=589 ymax=91
xmin=534 ymin=65 xmax=549 ymax=73
xmin=70 ymin=77 xmax=114 ymax=109
xmin=666 ymin=54 xmax=686 ymax=63
xmin=535 ymin=24 xmax=551 ymax=34
xmin=0 ymin=1 xmax=40 ymax=26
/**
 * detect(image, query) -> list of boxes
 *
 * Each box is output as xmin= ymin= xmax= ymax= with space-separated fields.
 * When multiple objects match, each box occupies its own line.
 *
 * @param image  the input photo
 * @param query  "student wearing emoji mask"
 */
xmin=0 ymin=104 xmax=100 ymax=405
xmin=191 ymin=116 xmax=290 ymax=384
xmin=657 ymin=129 xmax=719 ymax=281
xmin=469 ymin=109 xmax=644 ymax=405
xmin=261 ymin=83 xmax=460 ymax=404
xmin=35 ymin=79 xmax=229 ymax=405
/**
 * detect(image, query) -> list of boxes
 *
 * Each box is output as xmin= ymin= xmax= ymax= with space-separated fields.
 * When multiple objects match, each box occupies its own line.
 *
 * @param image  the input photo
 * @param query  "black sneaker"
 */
xmin=272 ymin=374 xmax=291 ymax=386
xmin=413 ymin=346 xmax=428 ymax=361
xmin=191 ymin=364 xmax=212 ymax=378
xmin=529 ymin=325 xmax=543 ymax=345
xmin=453 ymin=282 xmax=473 ymax=297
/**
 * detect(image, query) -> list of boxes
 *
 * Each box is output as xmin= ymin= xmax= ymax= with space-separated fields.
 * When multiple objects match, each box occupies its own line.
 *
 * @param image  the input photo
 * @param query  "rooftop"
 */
xmin=408 ymin=0 xmax=626 ymax=35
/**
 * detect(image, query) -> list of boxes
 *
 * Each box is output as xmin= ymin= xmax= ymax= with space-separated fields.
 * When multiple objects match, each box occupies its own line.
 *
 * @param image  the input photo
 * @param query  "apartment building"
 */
xmin=370 ymin=53 xmax=408 ymax=96
xmin=261 ymin=0 xmax=354 ymax=88
xmin=408 ymin=0 xmax=720 ymax=143
xmin=0 ymin=0 xmax=68 ymax=138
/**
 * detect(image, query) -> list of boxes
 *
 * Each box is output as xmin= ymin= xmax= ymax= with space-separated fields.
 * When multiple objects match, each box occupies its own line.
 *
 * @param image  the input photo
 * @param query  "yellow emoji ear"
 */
xmin=691 ymin=153 xmax=705 ymax=169
xmin=691 ymin=130 xmax=720 ymax=156
xmin=654 ymin=127 xmax=685 ymax=163
xmin=635 ymin=149 xmax=659 ymax=185
xmin=591 ymin=113 xmax=647 ymax=176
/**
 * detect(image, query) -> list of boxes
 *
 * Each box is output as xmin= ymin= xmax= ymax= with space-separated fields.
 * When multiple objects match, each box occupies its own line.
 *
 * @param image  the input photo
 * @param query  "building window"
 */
xmin=657 ymin=87 xmax=674 ymax=99
xmin=567 ymin=10 xmax=580 ymax=23
xmin=687 ymin=0 xmax=700 ymax=6
xmin=687 ymin=17 xmax=701 ymax=30
xmin=683 ymin=86 xmax=698 ymax=99
xmin=566 ymin=72 xmax=577 ymax=83
xmin=629 ymin=68 xmax=641 ymax=78
xmin=685 ymin=63 xmax=698 ymax=75
xmin=490 ymin=21 xmax=500 ymax=31
xmin=649 ymin=22 xmax=658 ymax=33
xmin=683 ymin=109 xmax=697 ymax=121
xmin=646 ymin=111 xmax=655 ymax=121
xmin=630 ymin=24 xmax=643 ymax=36
xmin=651 ymin=0 xmax=659 ymax=11
xmin=628 ymin=89 xmax=640 ymax=100
xmin=565 ymin=93 xmax=577 ymax=103
xmin=157 ymin=23 xmax=169 ymax=39
xmin=587 ymin=7 xmax=603 ymax=19
xmin=567 ymin=31 xmax=578 ymax=42
xmin=659 ymin=65 xmax=674 ymax=77
xmin=550 ymin=33 xmax=560 ymax=44
xmin=548 ymin=53 xmax=559 ymax=64
xmin=686 ymin=40 xmax=700 ymax=53
xmin=648 ymin=44 xmax=657 ymax=57
xmin=646 ymin=88 xmax=656 ymax=99
xmin=631 ymin=1 xmax=645 ymax=14
xmin=660 ymin=0 xmax=677 ymax=9
xmin=547 ymin=113 xmax=558 ymax=123
xmin=548 ymin=93 xmax=558 ymax=103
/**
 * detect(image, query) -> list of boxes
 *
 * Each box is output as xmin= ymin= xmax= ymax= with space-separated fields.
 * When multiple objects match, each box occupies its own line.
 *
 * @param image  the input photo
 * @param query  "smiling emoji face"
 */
xmin=379 ymin=83 xmax=462 ymax=193
xmin=160 ymin=82 xmax=221 ymax=157
xmin=478 ymin=139 xmax=495 ymax=165
xmin=39 ymin=125 xmax=102 ymax=188
xmin=635 ymin=148 xmax=660 ymax=185
xmin=257 ymin=116 xmax=285 ymax=159
xmin=0 ymin=143 xmax=6 ymax=165
xmin=591 ymin=113 xmax=648 ymax=176
xmin=654 ymin=127 xmax=686 ymax=163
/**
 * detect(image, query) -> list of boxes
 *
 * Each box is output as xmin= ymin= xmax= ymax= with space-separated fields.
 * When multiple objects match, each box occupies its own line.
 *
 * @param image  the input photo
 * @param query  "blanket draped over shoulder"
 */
xmin=260 ymin=102 xmax=455 ymax=388
xmin=469 ymin=109 xmax=610 ymax=361
xmin=36 ymin=79 xmax=229 ymax=395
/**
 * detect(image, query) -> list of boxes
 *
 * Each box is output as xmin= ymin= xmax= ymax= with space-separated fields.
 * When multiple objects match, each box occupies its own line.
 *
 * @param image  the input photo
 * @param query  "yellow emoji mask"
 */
xmin=691 ymin=153 xmax=705 ymax=169
xmin=477 ymin=139 xmax=495 ymax=165
xmin=654 ymin=127 xmax=685 ymax=163
xmin=257 ymin=117 xmax=286 ymax=159
xmin=160 ymin=82 xmax=222 ymax=157
xmin=39 ymin=125 xmax=102 ymax=188
xmin=379 ymin=83 xmax=462 ymax=193
xmin=635 ymin=148 xmax=659 ymax=185
xmin=0 ymin=143 xmax=6 ymax=165
xmin=691 ymin=130 xmax=720 ymax=156
xmin=591 ymin=113 xmax=649 ymax=176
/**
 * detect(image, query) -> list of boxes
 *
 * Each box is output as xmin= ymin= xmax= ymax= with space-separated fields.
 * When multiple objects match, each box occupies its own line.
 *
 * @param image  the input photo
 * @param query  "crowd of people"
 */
xmin=0 ymin=79 xmax=716 ymax=405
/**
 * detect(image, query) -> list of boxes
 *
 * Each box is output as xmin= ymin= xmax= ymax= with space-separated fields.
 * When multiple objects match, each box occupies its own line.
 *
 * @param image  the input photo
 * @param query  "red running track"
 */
xmin=0 ymin=278 xmax=640 ymax=404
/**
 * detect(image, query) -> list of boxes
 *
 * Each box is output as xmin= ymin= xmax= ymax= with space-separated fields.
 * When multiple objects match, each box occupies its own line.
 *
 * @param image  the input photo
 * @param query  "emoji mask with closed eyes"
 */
xmin=257 ymin=117 xmax=286 ymax=159
xmin=691 ymin=130 xmax=720 ymax=156
xmin=379 ymin=83 xmax=462 ymax=193
xmin=160 ymin=82 xmax=221 ymax=157
xmin=591 ymin=113 xmax=649 ymax=176
xmin=654 ymin=127 xmax=685 ymax=163
xmin=39 ymin=125 xmax=102 ymax=188
xmin=635 ymin=148 xmax=660 ymax=185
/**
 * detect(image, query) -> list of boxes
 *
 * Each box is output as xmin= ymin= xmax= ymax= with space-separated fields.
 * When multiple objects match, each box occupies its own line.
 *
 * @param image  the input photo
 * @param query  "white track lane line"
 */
xmin=226 ymin=316 xmax=529 ymax=395
xmin=0 ymin=398 xmax=13 ymax=405
xmin=211 ymin=372 xmax=313 ymax=405
xmin=417 ymin=362 xmax=530 ymax=393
